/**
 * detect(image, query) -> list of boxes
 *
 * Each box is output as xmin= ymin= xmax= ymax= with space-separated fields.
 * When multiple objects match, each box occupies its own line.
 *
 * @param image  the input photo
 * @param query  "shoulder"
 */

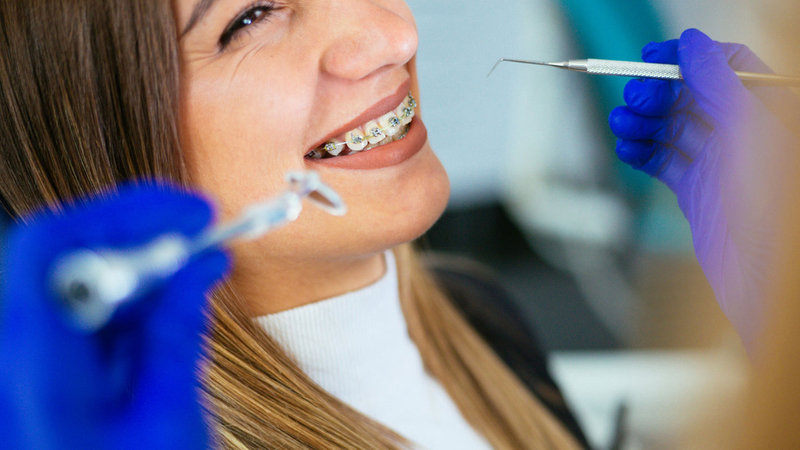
xmin=426 ymin=253 xmax=589 ymax=448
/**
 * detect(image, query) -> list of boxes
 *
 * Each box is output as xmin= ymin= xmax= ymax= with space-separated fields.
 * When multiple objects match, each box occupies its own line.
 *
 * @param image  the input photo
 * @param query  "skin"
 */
xmin=174 ymin=0 xmax=450 ymax=316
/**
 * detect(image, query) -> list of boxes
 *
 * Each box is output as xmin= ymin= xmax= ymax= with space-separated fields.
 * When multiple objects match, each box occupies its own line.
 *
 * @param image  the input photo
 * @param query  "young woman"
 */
xmin=0 ymin=0 xmax=586 ymax=448
xmin=1 ymin=0 xmax=793 ymax=448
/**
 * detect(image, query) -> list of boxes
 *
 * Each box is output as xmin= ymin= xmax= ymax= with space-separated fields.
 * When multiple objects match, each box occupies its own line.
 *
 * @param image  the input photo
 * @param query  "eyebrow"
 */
xmin=180 ymin=0 xmax=218 ymax=39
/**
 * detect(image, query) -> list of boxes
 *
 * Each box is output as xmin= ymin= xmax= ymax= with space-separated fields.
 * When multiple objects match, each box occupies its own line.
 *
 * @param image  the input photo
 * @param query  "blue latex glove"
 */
xmin=609 ymin=29 xmax=800 ymax=351
xmin=0 ymin=184 xmax=230 ymax=449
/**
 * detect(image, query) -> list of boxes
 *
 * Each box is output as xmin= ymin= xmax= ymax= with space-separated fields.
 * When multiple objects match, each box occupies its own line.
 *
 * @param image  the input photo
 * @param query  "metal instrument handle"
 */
xmin=587 ymin=59 xmax=682 ymax=80
xmin=587 ymin=59 xmax=800 ymax=86
xmin=51 ymin=170 xmax=346 ymax=332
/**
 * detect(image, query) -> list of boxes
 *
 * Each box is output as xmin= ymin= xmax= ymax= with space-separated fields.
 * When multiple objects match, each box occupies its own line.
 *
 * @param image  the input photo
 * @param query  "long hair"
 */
xmin=0 ymin=1 xmax=582 ymax=449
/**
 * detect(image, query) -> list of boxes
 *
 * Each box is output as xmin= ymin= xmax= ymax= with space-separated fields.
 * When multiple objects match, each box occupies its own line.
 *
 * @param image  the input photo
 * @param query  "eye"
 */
xmin=219 ymin=2 xmax=278 ymax=49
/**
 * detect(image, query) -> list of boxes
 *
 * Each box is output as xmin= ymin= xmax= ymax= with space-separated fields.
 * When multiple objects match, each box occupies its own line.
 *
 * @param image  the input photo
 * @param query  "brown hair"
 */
xmin=0 ymin=1 xmax=582 ymax=449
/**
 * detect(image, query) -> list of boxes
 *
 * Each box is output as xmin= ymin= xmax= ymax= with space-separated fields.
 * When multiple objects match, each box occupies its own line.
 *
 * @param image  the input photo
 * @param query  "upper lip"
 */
xmin=306 ymin=78 xmax=413 ymax=154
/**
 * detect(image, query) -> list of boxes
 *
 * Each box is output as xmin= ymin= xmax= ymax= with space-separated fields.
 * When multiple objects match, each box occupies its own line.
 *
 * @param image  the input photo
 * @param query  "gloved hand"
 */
xmin=0 ymin=183 xmax=230 ymax=449
xmin=609 ymin=28 xmax=800 ymax=352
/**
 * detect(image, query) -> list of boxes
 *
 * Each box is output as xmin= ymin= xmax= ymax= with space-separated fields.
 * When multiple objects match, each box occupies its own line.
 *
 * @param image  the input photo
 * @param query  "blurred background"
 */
xmin=406 ymin=0 xmax=800 ymax=448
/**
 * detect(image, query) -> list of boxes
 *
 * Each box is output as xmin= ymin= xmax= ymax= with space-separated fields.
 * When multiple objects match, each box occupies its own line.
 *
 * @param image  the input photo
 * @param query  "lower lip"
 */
xmin=305 ymin=118 xmax=428 ymax=170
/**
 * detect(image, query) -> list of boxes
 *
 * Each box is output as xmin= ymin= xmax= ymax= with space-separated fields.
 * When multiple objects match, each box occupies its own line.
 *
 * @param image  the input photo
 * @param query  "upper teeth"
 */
xmin=379 ymin=112 xmax=402 ymax=137
xmin=345 ymin=129 xmax=366 ymax=151
xmin=309 ymin=93 xmax=417 ymax=158
xmin=365 ymin=121 xmax=385 ymax=145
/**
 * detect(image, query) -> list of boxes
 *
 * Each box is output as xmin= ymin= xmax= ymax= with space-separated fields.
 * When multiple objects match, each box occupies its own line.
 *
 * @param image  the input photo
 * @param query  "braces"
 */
xmin=309 ymin=93 xmax=417 ymax=159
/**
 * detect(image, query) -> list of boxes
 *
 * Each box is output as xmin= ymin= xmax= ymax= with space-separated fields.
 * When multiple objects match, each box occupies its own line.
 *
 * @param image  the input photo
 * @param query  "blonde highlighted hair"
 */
xmin=204 ymin=244 xmax=582 ymax=449
xmin=0 ymin=1 xmax=582 ymax=449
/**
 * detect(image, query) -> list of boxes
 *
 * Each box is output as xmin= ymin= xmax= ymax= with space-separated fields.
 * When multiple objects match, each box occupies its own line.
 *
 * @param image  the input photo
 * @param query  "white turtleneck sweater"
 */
xmin=253 ymin=251 xmax=493 ymax=450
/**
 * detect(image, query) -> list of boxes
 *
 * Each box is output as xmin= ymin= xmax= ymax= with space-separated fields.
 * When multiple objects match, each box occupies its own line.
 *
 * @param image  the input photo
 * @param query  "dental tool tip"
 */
xmin=488 ymin=59 xmax=572 ymax=77
xmin=487 ymin=59 xmax=506 ymax=78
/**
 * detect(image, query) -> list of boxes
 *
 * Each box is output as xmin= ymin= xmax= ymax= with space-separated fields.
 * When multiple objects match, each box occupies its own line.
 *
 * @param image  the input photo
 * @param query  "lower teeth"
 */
xmin=393 ymin=124 xmax=410 ymax=141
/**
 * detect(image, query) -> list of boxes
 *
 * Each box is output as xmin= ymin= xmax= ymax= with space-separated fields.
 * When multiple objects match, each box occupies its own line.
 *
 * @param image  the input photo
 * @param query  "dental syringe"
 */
xmin=49 ymin=171 xmax=346 ymax=332
xmin=487 ymin=58 xmax=800 ymax=86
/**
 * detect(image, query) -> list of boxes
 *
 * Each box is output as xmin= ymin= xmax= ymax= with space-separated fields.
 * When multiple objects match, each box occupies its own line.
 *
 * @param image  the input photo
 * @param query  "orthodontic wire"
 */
xmin=316 ymin=93 xmax=417 ymax=152
xmin=334 ymin=97 xmax=416 ymax=148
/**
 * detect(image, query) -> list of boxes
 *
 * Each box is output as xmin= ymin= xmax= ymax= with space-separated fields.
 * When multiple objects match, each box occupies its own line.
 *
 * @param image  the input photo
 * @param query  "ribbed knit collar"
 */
xmin=252 ymin=251 xmax=425 ymax=412
xmin=253 ymin=251 xmax=493 ymax=450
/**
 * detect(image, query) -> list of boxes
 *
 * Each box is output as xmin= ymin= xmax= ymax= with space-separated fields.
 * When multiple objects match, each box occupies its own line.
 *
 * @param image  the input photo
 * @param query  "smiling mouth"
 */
xmin=305 ymin=93 xmax=417 ymax=160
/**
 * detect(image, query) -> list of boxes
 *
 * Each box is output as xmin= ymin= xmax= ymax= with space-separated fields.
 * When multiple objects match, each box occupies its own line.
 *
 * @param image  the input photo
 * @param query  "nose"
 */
xmin=318 ymin=1 xmax=418 ymax=81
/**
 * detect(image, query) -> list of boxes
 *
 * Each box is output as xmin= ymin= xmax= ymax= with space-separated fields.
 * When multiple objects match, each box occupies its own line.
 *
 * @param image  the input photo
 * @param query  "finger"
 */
xmin=722 ymin=42 xmax=772 ymax=74
xmin=615 ymin=139 xmax=657 ymax=168
xmin=59 ymin=185 xmax=217 ymax=250
xmin=662 ymin=111 xmax=714 ymax=160
xmin=611 ymin=106 xmax=714 ymax=161
xmin=609 ymin=106 xmax=663 ymax=141
xmin=720 ymin=42 xmax=798 ymax=120
xmin=653 ymin=36 xmax=770 ymax=74
xmin=639 ymin=32 xmax=798 ymax=129
xmin=642 ymin=39 xmax=679 ymax=64
xmin=616 ymin=139 xmax=691 ymax=192
xmin=684 ymin=33 xmax=800 ymax=131
xmin=678 ymin=29 xmax=752 ymax=128
xmin=639 ymin=40 xmax=698 ymax=115
xmin=623 ymin=78 xmax=678 ymax=117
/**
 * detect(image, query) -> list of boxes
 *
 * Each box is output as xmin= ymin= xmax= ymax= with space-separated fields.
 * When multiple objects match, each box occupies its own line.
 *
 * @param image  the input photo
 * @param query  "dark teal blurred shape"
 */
xmin=558 ymin=0 xmax=693 ymax=253
xmin=560 ymin=0 xmax=667 ymax=200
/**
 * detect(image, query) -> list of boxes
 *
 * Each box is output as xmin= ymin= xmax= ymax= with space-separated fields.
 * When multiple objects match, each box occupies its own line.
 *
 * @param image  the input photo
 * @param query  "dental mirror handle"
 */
xmin=50 ymin=170 xmax=346 ymax=332
xmin=50 ymin=198 xmax=297 ymax=332
xmin=189 ymin=192 xmax=303 ymax=255
xmin=50 ymin=234 xmax=195 ymax=332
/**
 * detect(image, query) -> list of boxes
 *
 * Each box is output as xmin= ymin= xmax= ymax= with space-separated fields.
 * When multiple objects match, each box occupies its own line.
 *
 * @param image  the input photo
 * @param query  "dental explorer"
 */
xmin=487 ymin=58 xmax=800 ymax=87
xmin=49 ymin=170 xmax=347 ymax=333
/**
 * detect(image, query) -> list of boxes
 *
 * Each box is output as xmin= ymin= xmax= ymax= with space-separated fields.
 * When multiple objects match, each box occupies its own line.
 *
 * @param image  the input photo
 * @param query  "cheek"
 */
xmin=179 ymin=66 xmax=312 ymax=219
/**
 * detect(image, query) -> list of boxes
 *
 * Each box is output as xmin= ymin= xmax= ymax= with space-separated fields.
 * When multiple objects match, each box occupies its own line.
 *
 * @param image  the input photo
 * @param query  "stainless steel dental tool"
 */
xmin=487 ymin=58 xmax=800 ymax=86
xmin=50 ymin=171 xmax=347 ymax=332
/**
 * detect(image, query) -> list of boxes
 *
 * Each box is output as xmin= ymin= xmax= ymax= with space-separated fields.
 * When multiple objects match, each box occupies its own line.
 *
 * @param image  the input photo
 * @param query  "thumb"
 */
xmin=679 ymin=29 xmax=752 ymax=130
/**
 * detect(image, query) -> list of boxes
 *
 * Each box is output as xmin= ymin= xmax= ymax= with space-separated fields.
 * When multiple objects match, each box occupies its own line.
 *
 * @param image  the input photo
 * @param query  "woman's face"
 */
xmin=173 ymin=1 xmax=449 ymax=275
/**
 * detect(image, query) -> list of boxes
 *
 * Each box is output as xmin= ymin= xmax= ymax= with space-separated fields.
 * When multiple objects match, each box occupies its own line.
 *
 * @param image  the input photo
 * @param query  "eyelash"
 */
xmin=219 ymin=1 xmax=279 ymax=49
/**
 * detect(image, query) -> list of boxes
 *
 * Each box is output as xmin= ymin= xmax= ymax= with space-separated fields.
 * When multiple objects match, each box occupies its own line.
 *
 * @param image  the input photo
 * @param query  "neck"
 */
xmin=231 ymin=252 xmax=387 ymax=317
